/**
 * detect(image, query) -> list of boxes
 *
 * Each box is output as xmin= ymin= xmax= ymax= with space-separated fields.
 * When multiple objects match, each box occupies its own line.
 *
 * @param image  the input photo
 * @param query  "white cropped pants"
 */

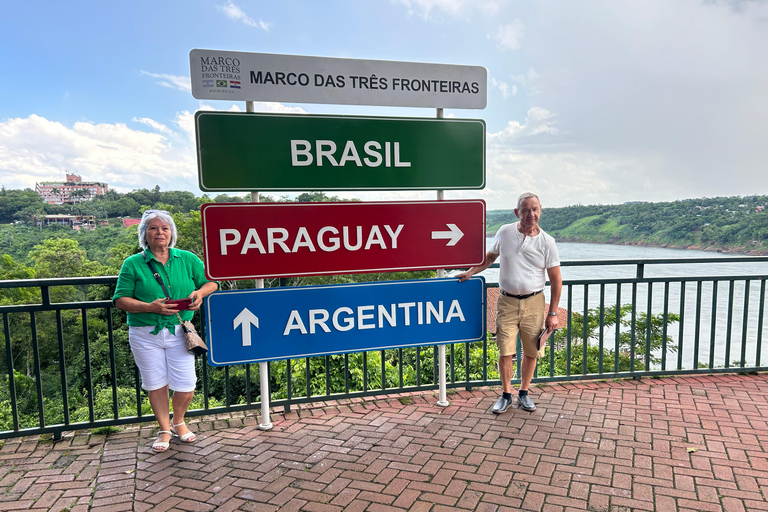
xmin=128 ymin=325 xmax=197 ymax=392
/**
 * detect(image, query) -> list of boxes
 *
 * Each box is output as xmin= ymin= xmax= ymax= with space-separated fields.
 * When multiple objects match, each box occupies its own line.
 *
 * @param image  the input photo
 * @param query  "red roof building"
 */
xmin=35 ymin=173 xmax=108 ymax=205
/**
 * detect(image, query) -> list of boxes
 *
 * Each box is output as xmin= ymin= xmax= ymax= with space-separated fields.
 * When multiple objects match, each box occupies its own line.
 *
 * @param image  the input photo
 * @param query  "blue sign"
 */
xmin=204 ymin=277 xmax=486 ymax=366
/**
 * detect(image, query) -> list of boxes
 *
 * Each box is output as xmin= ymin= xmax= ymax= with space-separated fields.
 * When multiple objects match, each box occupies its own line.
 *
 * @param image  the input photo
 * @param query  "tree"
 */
xmin=0 ymin=189 xmax=47 ymax=223
xmin=158 ymin=190 xmax=202 ymax=212
xmin=174 ymin=211 xmax=204 ymax=258
xmin=538 ymin=305 xmax=679 ymax=376
xmin=28 ymin=238 xmax=106 ymax=279
xmin=0 ymin=255 xmax=37 ymax=305
xmin=68 ymin=188 xmax=91 ymax=203
xmin=13 ymin=205 xmax=46 ymax=225
xmin=295 ymin=192 xmax=345 ymax=202
xmin=213 ymin=194 xmax=244 ymax=203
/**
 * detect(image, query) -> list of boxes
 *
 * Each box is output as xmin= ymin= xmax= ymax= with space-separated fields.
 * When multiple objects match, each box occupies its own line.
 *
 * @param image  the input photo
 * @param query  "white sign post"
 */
xmin=190 ymin=49 xmax=487 ymax=109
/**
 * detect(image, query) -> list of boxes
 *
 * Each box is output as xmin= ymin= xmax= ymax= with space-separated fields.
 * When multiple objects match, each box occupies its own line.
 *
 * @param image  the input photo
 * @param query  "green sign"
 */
xmin=195 ymin=112 xmax=485 ymax=192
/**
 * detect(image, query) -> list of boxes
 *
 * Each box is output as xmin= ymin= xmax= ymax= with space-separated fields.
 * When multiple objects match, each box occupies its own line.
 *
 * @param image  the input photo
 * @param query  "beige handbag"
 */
xmin=176 ymin=313 xmax=208 ymax=356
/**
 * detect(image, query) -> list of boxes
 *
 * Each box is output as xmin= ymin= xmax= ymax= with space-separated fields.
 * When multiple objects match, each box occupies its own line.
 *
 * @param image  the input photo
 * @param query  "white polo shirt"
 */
xmin=490 ymin=222 xmax=560 ymax=296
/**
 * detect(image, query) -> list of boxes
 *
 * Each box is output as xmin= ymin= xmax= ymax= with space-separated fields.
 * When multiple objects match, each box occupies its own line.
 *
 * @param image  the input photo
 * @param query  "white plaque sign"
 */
xmin=189 ymin=49 xmax=487 ymax=109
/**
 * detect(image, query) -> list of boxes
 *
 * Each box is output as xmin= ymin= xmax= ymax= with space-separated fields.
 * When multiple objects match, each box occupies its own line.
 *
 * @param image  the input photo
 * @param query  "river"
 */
xmin=470 ymin=240 xmax=768 ymax=370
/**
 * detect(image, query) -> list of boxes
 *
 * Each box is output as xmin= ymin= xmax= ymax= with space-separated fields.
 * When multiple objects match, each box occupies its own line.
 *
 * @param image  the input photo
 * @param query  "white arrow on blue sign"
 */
xmin=204 ymin=277 xmax=486 ymax=367
xmin=233 ymin=308 xmax=259 ymax=346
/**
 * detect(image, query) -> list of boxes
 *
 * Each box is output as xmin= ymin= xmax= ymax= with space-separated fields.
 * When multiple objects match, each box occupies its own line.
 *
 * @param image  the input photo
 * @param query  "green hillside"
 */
xmin=487 ymin=195 xmax=768 ymax=255
xmin=2 ymin=187 xmax=767 ymax=261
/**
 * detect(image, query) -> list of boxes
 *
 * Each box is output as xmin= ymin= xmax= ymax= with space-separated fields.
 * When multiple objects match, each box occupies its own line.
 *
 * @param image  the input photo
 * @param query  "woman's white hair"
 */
xmin=517 ymin=192 xmax=541 ymax=210
xmin=138 ymin=210 xmax=178 ymax=250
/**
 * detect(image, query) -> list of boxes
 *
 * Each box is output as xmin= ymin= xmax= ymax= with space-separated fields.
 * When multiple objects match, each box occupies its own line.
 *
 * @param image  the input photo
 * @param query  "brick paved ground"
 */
xmin=1 ymin=373 xmax=767 ymax=511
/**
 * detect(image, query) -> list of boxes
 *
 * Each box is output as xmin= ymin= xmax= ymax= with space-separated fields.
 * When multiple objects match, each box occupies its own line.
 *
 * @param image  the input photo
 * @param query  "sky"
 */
xmin=1 ymin=0 xmax=767 ymax=210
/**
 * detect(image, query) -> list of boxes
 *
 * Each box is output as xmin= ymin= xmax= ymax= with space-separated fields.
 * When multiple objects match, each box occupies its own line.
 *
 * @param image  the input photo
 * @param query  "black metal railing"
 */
xmin=1 ymin=256 xmax=767 ymax=439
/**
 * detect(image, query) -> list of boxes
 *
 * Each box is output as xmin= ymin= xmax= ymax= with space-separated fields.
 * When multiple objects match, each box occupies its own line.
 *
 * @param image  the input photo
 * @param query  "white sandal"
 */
xmin=152 ymin=431 xmax=172 ymax=452
xmin=170 ymin=421 xmax=196 ymax=443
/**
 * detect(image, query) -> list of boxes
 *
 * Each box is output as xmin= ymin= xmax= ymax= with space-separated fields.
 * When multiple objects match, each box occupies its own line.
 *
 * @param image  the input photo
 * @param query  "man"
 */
xmin=457 ymin=192 xmax=562 ymax=413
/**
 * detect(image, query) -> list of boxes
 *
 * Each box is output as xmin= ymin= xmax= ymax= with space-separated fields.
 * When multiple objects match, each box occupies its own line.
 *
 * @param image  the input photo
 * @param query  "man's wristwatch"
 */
xmin=547 ymin=311 xmax=558 ymax=316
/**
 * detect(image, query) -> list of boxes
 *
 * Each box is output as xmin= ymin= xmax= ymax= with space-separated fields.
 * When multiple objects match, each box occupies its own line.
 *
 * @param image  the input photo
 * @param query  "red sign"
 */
xmin=201 ymin=200 xmax=486 ymax=280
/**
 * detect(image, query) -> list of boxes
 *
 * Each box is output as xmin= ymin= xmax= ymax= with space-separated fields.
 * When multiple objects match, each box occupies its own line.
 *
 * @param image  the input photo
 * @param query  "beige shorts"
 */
xmin=495 ymin=292 xmax=546 ymax=358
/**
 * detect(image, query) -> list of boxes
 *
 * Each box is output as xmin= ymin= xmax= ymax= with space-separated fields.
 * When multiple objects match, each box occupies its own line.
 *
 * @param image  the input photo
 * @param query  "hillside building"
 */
xmin=36 ymin=214 xmax=102 ymax=231
xmin=35 ymin=174 xmax=108 ymax=204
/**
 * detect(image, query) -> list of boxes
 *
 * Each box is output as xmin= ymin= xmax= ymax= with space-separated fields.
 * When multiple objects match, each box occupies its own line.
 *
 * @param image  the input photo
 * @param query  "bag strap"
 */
xmin=145 ymin=256 xmax=194 ymax=336
xmin=146 ymin=255 xmax=193 ymax=333
xmin=145 ymin=258 xmax=171 ymax=299
xmin=175 ymin=312 xmax=190 ymax=332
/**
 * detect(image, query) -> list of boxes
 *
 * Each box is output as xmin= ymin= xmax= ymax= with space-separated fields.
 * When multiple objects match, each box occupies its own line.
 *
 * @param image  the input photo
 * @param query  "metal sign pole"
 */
xmin=436 ymin=107 xmax=449 ymax=407
xmin=247 ymin=100 xmax=273 ymax=431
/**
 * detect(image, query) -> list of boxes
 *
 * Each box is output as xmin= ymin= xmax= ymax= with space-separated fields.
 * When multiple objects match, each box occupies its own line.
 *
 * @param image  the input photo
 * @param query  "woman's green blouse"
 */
xmin=112 ymin=248 xmax=216 ymax=333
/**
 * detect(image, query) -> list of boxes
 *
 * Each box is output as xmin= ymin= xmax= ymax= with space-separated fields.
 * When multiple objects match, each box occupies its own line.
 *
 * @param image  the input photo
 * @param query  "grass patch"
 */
xmin=92 ymin=426 xmax=122 ymax=435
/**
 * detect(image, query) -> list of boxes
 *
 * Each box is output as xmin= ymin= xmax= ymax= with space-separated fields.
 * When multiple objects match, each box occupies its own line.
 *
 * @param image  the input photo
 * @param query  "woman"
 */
xmin=113 ymin=210 xmax=218 ymax=452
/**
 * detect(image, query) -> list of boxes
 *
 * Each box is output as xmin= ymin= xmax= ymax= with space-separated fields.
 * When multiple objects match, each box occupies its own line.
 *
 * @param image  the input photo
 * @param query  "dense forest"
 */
xmin=487 ymin=195 xmax=768 ymax=255
xmin=0 ymin=187 xmax=353 ymax=272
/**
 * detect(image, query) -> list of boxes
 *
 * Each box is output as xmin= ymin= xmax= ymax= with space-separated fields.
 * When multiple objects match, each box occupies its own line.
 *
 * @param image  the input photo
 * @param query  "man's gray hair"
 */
xmin=137 ymin=210 xmax=178 ymax=250
xmin=517 ymin=192 xmax=541 ymax=210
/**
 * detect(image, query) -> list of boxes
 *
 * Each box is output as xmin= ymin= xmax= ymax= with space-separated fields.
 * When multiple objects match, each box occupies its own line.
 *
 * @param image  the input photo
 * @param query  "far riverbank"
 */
xmin=554 ymin=237 xmax=768 ymax=257
xmin=485 ymin=232 xmax=768 ymax=257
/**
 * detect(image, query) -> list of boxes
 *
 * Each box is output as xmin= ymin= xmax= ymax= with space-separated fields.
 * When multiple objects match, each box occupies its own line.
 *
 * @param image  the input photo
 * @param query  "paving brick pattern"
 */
xmin=1 ymin=373 xmax=767 ymax=511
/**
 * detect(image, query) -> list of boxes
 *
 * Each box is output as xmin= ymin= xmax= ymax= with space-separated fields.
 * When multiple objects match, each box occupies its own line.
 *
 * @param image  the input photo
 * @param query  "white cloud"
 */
xmin=173 ymin=111 xmax=197 ymax=147
xmin=495 ymin=20 xmax=524 ymax=50
xmin=0 ymin=100 xmax=313 ymax=196
xmin=510 ymin=69 xmax=539 ymax=87
xmin=173 ymin=101 xmax=307 ymax=144
xmin=0 ymin=115 xmax=194 ymax=193
xmin=488 ymin=107 xmax=558 ymax=141
xmin=490 ymin=77 xmax=515 ymax=99
xmin=394 ymin=0 xmax=502 ymax=19
xmin=217 ymin=1 xmax=270 ymax=30
xmin=480 ymin=144 xmax=661 ymax=210
xmin=139 ymin=71 xmax=190 ymax=92
xmin=133 ymin=117 xmax=173 ymax=135
xmin=508 ymin=69 xmax=540 ymax=96
xmin=244 ymin=102 xmax=307 ymax=115
xmin=514 ymin=0 xmax=768 ymax=204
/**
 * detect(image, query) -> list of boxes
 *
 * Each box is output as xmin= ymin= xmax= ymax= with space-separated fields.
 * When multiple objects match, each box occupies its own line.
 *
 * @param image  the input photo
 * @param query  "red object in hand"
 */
xmin=165 ymin=298 xmax=192 ymax=311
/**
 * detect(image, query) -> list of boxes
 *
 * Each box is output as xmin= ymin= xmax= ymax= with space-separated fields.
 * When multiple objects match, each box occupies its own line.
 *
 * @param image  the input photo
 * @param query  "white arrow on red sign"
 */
xmin=431 ymin=223 xmax=464 ymax=246
xmin=201 ymin=200 xmax=486 ymax=280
